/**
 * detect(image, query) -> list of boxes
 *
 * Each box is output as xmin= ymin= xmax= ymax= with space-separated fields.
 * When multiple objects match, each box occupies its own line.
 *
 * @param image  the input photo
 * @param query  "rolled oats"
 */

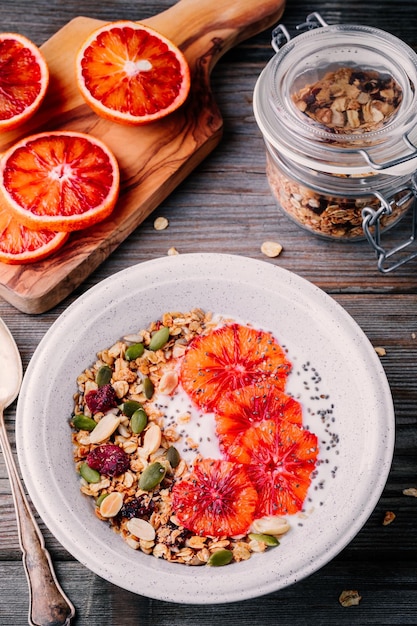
xmin=154 ymin=216 xmax=169 ymax=230
xmin=261 ymin=240 xmax=283 ymax=258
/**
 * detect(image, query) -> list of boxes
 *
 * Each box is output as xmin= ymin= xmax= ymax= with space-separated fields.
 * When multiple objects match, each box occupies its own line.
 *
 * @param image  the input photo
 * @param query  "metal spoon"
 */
xmin=0 ymin=317 xmax=75 ymax=626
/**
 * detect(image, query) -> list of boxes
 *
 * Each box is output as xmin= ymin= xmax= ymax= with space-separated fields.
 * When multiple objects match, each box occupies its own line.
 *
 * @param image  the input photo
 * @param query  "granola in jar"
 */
xmin=253 ymin=20 xmax=417 ymax=244
xmin=265 ymin=147 xmax=414 ymax=240
xmin=292 ymin=67 xmax=403 ymax=135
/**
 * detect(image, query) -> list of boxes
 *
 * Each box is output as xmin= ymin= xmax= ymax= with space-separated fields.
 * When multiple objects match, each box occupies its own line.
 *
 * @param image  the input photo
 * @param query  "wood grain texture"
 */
xmin=2 ymin=0 xmax=417 ymax=624
xmin=0 ymin=0 xmax=285 ymax=314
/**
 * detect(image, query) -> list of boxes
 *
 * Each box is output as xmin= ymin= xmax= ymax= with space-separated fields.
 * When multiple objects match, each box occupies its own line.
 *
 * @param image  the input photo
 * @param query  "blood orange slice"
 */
xmin=215 ymin=383 xmax=303 ymax=453
xmin=171 ymin=458 xmax=258 ymax=537
xmin=75 ymin=21 xmax=191 ymax=125
xmin=0 ymin=32 xmax=49 ymax=131
xmin=0 ymin=131 xmax=120 ymax=232
xmin=180 ymin=323 xmax=292 ymax=412
xmin=228 ymin=420 xmax=318 ymax=517
xmin=0 ymin=202 xmax=68 ymax=264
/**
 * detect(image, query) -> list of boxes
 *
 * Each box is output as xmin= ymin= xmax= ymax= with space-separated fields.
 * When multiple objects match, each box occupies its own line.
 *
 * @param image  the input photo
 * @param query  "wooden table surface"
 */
xmin=2 ymin=0 xmax=417 ymax=624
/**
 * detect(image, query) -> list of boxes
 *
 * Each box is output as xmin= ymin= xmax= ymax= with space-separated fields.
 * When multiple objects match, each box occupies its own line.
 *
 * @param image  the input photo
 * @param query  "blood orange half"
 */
xmin=0 ymin=202 xmax=68 ymax=264
xmin=180 ymin=323 xmax=292 ymax=412
xmin=172 ymin=458 xmax=258 ymax=537
xmin=228 ymin=420 xmax=319 ymax=517
xmin=0 ymin=131 xmax=120 ymax=232
xmin=75 ymin=21 xmax=190 ymax=125
xmin=0 ymin=32 xmax=49 ymax=131
xmin=215 ymin=383 xmax=303 ymax=454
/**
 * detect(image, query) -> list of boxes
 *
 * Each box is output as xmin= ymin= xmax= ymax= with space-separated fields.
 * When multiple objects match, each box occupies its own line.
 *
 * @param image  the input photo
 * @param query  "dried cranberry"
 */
xmin=118 ymin=496 xmax=155 ymax=521
xmin=86 ymin=444 xmax=129 ymax=477
xmin=85 ymin=383 xmax=117 ymax=414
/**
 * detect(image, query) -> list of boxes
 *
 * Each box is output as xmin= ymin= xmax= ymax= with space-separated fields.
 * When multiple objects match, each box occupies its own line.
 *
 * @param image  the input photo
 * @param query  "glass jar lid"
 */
xmin=253 ymin=21 xmax=417 ymax=176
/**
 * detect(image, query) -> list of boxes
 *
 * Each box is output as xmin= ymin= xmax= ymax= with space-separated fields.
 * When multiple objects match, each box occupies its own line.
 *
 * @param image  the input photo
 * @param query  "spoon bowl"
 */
xmin=0 ymin=316 xmax=75 ymax=626
xmin=0 ymin=318 xmax=23 ymax=409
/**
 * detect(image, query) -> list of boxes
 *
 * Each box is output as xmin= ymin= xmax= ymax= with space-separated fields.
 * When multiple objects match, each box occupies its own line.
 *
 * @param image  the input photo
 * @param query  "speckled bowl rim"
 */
xmin=16 ymin=253 xmax=394 ymax=604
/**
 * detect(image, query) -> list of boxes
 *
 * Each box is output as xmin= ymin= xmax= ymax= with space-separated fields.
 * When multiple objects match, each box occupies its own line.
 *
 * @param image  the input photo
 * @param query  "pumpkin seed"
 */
xmin=121 ymin=400 xmax=142 ymax=417
xmin=166 ymin=445 xmax=180 ymax=468
xmin=72 ymin=414 xmax=97 ymax=432
xmin=149 ymin=326 xmax=170 ymax=351
xmin=96 ymin=365 xmax=112 ymax=387
xmin=142 ymin=376 xmax=154 ymax=400
xmin=80 ymin=462 xmax=100 ymax=483
xmin=207 ymin=549 xmax=233 ymax=567
xmin=125 ymin=342 xmax=144 ymax=360
xmin=131 ymin=408 xmax=148 ymax=434
xmin=248 ymin=533 xmax=280 ymax=546
xmin=139 ymin=461 xmax=166 ymax=491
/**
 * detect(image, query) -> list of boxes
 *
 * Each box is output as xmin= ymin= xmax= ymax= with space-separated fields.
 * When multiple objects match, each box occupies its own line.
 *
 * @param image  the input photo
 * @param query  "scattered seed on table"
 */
xmin=382 ymin=511 xmax=396 ymax=526
xmin=374 ymin=346 xmax=387 ymax=357
xmin=261 ymin=241 xmax=283 ymax=258
xmin=154 ymin=216 xmax=169 ymax=230
xmin=338 ymin=590 xmax=362 ymax=607
xmin=168 ymin=246 xmax=179 ymax=255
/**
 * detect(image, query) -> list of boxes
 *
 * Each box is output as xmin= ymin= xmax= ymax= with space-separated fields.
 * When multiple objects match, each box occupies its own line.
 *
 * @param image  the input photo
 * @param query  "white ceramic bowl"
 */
xmin=16 ymin=253 xmax=394 ymax=604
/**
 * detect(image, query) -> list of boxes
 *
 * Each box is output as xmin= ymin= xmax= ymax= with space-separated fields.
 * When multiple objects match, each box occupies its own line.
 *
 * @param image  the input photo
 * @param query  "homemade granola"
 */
xmin=266 ymin=151 xmax=413 ymax=239
xmin=70 ymin=310 xmax=299 ymax=566
xmin=292 ymin=66 xmax=403 ymax=134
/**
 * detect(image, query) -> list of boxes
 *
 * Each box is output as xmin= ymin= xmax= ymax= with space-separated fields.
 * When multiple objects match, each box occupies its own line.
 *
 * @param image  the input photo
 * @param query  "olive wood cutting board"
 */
xmin=0 ymin=0 xmax=285 ymax=314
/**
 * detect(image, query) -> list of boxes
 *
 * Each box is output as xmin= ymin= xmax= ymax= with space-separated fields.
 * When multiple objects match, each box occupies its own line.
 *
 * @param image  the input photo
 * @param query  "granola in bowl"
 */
xmin=16 ymin=253 xmax=394 ymax=601
xmin=70 ymin=309 xmax=320 ymax=566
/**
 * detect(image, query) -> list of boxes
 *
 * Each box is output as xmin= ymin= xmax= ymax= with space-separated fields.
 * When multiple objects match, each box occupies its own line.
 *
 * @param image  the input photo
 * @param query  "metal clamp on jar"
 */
xmin=253 ymin=12 xmax=417 ymax=272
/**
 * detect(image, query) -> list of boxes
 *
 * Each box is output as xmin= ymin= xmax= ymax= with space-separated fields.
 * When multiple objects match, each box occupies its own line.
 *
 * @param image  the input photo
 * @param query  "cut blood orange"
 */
xmin=75 ymin=21 xmax=191 ymax=125
xmin=0 ymin=131 xmax=120 ymax=232
xmin=227 ymin=420 xmax=319 ymax=517
xmin=215 ymin=383 xmax=303 ymax=454
xmin=180 ymin=323 xmax=292 ymax=412
xmin=0 ymin=201 xmax=68 ymax=264
xmin=0 ymin=32 xmax=49 ymax=131
xmin=172 ymin=458 xmax=258 ymax=537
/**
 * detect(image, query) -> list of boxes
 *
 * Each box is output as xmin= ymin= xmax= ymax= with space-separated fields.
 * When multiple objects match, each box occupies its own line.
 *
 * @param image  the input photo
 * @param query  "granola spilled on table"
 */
xmin=70 ymin=309 xmax=294 ymax=566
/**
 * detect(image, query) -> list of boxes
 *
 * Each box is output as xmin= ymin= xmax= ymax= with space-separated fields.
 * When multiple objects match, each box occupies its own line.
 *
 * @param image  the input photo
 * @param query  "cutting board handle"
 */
xmin=147 ymin=0 xmax=286 ymax=69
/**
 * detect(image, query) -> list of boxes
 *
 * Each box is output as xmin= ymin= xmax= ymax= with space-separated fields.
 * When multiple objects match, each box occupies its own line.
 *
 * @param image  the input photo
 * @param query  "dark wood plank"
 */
xmin=2 ymin=0 xmax=417 ymax=624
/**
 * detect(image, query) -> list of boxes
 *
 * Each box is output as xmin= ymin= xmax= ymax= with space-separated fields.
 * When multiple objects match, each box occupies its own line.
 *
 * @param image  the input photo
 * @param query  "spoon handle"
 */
xmin=0 ymin=408 xmax=75 ymax=626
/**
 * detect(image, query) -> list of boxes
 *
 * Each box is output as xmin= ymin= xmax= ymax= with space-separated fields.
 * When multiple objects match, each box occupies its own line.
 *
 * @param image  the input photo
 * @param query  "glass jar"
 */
xmin=253 ymin=13 xmax=417 ymax=267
